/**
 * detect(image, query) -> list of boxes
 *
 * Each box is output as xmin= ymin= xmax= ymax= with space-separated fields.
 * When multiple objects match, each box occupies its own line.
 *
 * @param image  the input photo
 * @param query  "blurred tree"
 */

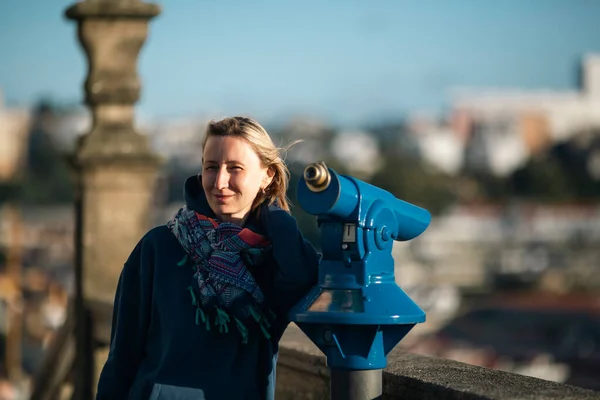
xmin=0 ymin=182 xmax=21 ymax=204
xmin=16 ymin=100 xmax=74 ymax=204
xmin=369 ymin=152 xmax=456 ymax=215
xmin=510 ymin=129 xmax=600 ymax=201
xmin=364 ymin=120 xmax=420 ymax=158
xmin=0 ymin=247 xmax=6 ymax=270
xmin=162 ymin=159 xmax=198 ymax=204
xmin=510 ymin=153 xmax=573 ymax=201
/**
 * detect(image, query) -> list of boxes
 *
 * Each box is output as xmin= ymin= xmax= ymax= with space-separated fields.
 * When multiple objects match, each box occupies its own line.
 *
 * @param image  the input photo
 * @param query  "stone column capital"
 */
xmin=66 ymin=0 xmax=162 ymax=164
xmin=65 ymin=0 xmax=160 ymax=20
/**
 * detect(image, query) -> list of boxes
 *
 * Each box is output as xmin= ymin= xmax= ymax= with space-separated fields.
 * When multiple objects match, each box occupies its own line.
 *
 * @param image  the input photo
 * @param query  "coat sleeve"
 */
xmin=264 ymin=208 xmax=320 ymax=319
xmin=95 ymin=233 xmax=155 ymax=400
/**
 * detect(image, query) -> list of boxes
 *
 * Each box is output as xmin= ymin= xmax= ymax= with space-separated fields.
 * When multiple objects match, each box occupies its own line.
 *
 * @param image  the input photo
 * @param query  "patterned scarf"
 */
xmin=167 ymin=206 xmax=274 ymax=343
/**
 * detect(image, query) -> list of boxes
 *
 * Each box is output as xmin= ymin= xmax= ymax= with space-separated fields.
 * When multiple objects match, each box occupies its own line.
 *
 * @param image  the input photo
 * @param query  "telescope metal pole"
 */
xmin=330 ymin=369 xmax=383 ymax=400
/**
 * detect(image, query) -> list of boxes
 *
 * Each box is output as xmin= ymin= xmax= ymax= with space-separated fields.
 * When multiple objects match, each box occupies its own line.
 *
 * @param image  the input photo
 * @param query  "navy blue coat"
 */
xmin=96 ymin=176 xmax=320 ymax=400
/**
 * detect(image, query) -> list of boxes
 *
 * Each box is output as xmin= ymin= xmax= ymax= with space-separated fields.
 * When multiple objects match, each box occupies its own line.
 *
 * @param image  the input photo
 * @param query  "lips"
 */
xmin=213 ymin=194 xmax=234 ymax=202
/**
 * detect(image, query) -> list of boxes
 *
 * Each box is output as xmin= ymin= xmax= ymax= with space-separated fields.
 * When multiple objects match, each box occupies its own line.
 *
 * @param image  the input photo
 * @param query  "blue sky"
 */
xmin=1 ymin=0 xmax=600 ymax=126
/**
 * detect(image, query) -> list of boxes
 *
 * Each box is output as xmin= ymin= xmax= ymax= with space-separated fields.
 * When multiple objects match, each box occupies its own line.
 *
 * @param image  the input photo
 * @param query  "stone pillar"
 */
xmin=65 ymin=2 xmax=162 ymax=397
xmin=65 ymin=0 xmax=162 ymax=305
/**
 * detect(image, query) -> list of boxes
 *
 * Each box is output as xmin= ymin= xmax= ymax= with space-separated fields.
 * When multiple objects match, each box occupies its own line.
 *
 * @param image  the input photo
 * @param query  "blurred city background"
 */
xmin=1 ymin=0 xmax=600 ymax=398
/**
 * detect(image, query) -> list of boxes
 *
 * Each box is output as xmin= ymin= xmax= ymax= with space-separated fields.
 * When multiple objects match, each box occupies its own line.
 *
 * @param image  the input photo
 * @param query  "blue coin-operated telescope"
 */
xmin=290 ymin=161 xmax=431 ymax=400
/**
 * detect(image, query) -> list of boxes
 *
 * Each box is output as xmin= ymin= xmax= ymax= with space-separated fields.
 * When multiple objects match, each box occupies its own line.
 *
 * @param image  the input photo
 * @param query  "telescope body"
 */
xmin=290 ymin=162 xmax=431 ymax=370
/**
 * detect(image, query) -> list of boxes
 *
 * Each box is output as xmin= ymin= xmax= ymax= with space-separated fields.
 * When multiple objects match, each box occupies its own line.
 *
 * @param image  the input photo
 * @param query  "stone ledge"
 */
xmin=277 ymin=324 xmax=600 ymax=400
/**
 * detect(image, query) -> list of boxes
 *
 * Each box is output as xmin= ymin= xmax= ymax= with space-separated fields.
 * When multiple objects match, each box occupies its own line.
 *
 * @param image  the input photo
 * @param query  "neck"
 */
xmin=217 ymin=213 xmax=248 ymax=226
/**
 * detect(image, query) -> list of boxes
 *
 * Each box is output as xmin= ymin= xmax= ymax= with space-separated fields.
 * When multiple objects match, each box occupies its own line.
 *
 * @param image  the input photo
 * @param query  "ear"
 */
xmin=262 ymin=167 xmax=275 ymax=189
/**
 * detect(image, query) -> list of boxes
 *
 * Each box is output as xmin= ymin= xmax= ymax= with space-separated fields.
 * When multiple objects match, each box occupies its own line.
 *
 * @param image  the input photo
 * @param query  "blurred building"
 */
xmin=0 ymin=91 xmax=32 ymax=182
xmin=277 ymin=116 xmax=335 ymax=167
xmin=0 ymin=205 xmax=74 ymax=292
xmin=44 ymin=107 xmax=90 ymax=152
xmin=142 ymin=116 xmax=208 ymax=168
xmin=330 ymin=130 xmax=382 ymax=179
xmin=410 ymin=54 xmax=600 ymax=177
xmin=0 ymin=204 xmax=72 ymax=397
xmin=394 ymin=202 xmax=600 ymax=294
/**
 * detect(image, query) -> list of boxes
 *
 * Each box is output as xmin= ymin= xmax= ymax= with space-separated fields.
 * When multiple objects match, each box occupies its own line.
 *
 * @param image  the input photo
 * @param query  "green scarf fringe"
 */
xmin=187 ymin=285 xmax=274 ymax=343
xmin=187 ymin=286 xmax=197 ymax=306
xmin=182 ymin=253 xmax=274 ymax=343
xmin=177 ymin=254 xmax=189 ymax=267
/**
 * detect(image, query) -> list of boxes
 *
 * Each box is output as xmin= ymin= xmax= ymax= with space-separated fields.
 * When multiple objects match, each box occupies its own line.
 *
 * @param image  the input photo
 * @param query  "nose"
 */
xmin=215 ymin=167 xmax=229 ymax=190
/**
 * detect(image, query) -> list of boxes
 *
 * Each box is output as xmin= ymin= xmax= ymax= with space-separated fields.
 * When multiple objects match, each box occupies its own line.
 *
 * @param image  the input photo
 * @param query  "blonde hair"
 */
xmin=202 ymin=116 xmax=296 ymax=212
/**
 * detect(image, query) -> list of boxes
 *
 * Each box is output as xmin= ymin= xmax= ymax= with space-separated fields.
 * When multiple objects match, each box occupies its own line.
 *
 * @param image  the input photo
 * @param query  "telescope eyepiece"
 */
xmin=304 ymin=161 xmax=331 ymax=192
xmin=305 ymin=166 xmax=318 ymax=180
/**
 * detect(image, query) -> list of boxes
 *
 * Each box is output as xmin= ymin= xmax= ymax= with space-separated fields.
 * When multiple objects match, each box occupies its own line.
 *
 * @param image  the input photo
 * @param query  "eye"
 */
xmin=204 ymin=165 xmax=217 ymax=171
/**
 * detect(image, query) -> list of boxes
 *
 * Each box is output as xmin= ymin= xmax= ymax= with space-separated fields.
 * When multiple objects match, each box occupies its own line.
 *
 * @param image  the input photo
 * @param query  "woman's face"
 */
xmin=202 ymin=135 xmax=273 ymax=225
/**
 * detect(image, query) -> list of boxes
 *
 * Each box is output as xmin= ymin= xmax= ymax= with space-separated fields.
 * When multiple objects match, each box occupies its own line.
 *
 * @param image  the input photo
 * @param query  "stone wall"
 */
xmin=276 ymin=325 xmax=600 ymax=400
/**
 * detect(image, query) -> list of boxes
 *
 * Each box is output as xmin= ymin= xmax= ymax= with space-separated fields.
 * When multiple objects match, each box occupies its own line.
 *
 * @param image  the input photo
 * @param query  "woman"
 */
xmin=96 ymin=117 xmax=320 ymax=400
